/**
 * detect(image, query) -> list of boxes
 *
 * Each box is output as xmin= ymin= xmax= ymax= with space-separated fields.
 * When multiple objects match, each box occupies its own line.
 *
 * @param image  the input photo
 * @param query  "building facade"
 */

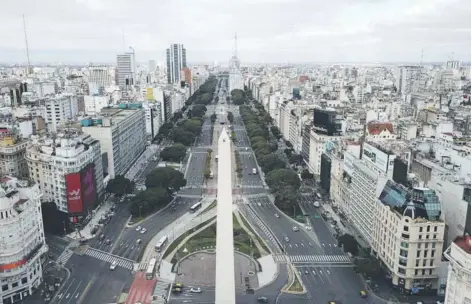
xmin=0 ymin=177 xmax=47 ymax=304
xmin=443 ymin=235 xmax=471 ymax=304
xmin=44 ymin=93 xmax=79 ymax=133
xmin=166 ymin=44 xmax=187 ymax=84
xmin=84 ymin=95 xmax=110 ymax=116
xmin=26 ymin=132 xmax=104 ymax=217
xmin=81 ymin=106 xmax=146 ymax=178
xmin=0 ymin=135 xmax=28 ymax=178
xmin=116 ymin=52 xmax=136 ymax=89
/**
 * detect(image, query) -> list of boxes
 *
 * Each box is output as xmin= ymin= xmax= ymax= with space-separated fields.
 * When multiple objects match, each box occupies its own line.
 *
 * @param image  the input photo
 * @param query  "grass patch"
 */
xmin=288 ymin=274 xmax=304 ymax=292
xmin=201 ymin=200 xmax=217 ymax=215
xmin=238 ymin=213 xmax=270 ymax=253
xmin=162 ymin=216 xmax=215 ymax=260
xmin=275 ymin=201 xmax=305 ymax=223
xmin=172 ymin=213 xmax=263 ymax=262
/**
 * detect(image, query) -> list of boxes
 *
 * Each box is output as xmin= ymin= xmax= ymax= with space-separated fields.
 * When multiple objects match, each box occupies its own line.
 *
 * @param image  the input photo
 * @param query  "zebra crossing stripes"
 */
xmin=152 ymin=281 xmax=170 ymax=303
xmin=273 ymin=254 xmax=352 ymax=264
xmin=138 ymin=262 xmax=148 ymax=271
xmin=56 ymin=249 xmax=74 ymax=265
xmin=85 ymin=248 xmax=135 ymax=270
xmin=244 ymin=207 xmax=279 ymax=248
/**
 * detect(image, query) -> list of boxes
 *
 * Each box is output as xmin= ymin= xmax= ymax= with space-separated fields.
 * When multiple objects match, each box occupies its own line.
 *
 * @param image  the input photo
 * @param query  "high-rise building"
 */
xmin=44 ymin=93 xmax=79 ymax=133
xmin=0 ymin=177 xmax=47 ymax=304
xmin=88 ymin=66 xmax=112 ymax=88
xmin=116 ymin=51 xmax=136 ymax=89
xmin=166 ymin=44 xmax=187 ymax=84
xmin=26 ymin=132 xmax=104 ymax=220
xmin=229 ymin=35 xmax=243 ymax=93
xmin=81 ymin=105 xmax=146 ymax=178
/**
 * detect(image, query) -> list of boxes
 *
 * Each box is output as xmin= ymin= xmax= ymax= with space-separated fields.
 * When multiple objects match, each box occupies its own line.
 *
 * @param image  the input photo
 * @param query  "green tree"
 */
xmin=338 ymin=234 xmax=359 ymax=256
xmin=171 ymin=127 xmax=196 ymax=146
xmin=284 ymin=148 xmax=293 ymax=157
xmin=172 ymin=111 xmax=183 ymax=122
xmin=145 ymin=167 xmax=187 ymax=194
xmin=226 ymin=96 xmax=230 ymax=102
xmin=106 ymin=175 xmax=135 ymax=198
xmin=211 ymin=113 xmax=217 ymax=123
xmin=269 ymin=142 xmax=278 ymax=152
xmin=129 ymin=187 xmax=171 ymax=217
xmin=354 ymin=258 xmax=383 ymax=277
xmin=191 ymin=104 xmax=207 ymax=118
xmin=196 ymin=93 xmax=213 ymax=105
xmin=231 ymin=89 xmax=246 ymax=105
xmin=301 ymin=169 xmax=314 ymax=180
xmin=270 ymin=126 xmax=281 ymax=138
xmin=160 ymin=144 xmax=187 ymax=162
xmin=265 ymin=168 xmax=301 ymax=192
xmin=289 ymin=154 xmax=304 ymax=165
xmin=182 ymin=119 xmax=203 ymax=135
xmin=227 ymin=112 xmax=234 ymax=123
xmin=158 ymin=122 xmax=173 ymax=137
xmin=260 ymin=153 xmax=286 ymax=173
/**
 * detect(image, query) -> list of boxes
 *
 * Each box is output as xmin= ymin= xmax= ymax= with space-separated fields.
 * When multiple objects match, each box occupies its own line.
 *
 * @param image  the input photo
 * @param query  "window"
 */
xmin=434 ymin=226 xmax=438 ymax=232
xmin=416 ymin=260 xmax=420 ymax=267
xmin=21 ymin=278 xmax=27 ymax=284
xmin=419 ymin=227 xmax=423 ymax=232
xmin=415 ymin=269 xmax=418 ymax=275
xmin=400 ymin=249 xmax=408 ymax=257
xmin=433 ymin=234 xmax=437 ymax=239
xmin=398 ymin=267 xmax=406 ymax=274
xmin=2 ymin=284 xmax=7 ymax=291
xmin=403 ymin=226 xmax=409 ymax=232
xmin=430 ymin=260 xmax=434 ymax=267
xmin=424 ymin=250 xmax=428 ymax=258
xmin=12 ymin=282 xmax=18 ymax=288
xmin=417 ymin=250 xmax=421 ymax=258
xmin=429 ymin=269 xmax=433 ymax=275
xmin=431 ymin=250 xmax=435 ymax=257
xmin=432 ymin=243 xmax=436 ymax=249
xmin=400 ymin=242 xmax=409 ymax=248
xmin=419 ymin=235 xmax=422 ymax=240
xmin=427 ymin=226 xmax=430 ymax=232
xmin=399 ymin=259 xmax=407 ymax=266
xmin=423 ymin=260 xmax=427 ymax=267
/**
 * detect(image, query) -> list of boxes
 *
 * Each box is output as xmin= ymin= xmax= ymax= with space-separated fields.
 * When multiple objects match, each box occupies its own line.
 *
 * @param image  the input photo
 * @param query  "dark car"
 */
xmin=257 ymin=297 xmax=268 ymax=303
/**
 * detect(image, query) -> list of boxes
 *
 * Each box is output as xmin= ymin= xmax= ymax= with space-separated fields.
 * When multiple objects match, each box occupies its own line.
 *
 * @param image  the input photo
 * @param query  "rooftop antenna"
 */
xmin=22 ymin=14 xmax=31 ymax=74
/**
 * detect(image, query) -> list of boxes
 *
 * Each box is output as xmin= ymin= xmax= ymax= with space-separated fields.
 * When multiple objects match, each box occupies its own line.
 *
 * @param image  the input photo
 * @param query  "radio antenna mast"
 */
xmin=22 ymin=14 xmax=31 ymax=74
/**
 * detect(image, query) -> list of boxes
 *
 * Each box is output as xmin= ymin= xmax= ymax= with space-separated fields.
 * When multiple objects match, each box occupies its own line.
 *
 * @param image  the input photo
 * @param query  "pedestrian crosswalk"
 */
xmin=152 ymin=281 xmax=170 ymax=303
xmin=56 ymin=249 xmax=74 ymax=265
xmin=138 ymin=262 xmax=148 ymax=271
xmin=273 ymin=254 xmax=352 ymax=264
xmin=243 ymin=206 xmax=280 ymax=249
xmin=85 ymin=247 xmax=135 ymax=270
xmin=240 ymin=185 xmax=265 ymax=188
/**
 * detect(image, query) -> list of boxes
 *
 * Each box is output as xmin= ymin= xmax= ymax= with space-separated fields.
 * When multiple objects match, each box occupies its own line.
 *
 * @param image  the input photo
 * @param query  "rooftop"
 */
xmin=367 ymin=122 xmax=394 ymax=135
xmin=453 ymin=235 xmax=471 ymax=254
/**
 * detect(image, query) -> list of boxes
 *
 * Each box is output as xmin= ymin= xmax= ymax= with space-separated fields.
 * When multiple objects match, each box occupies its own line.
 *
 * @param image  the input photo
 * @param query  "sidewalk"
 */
xmin=67 ymin=200 xmax=116 ymax=240
xmin=125 ymin=144 xmax=159 ymax=182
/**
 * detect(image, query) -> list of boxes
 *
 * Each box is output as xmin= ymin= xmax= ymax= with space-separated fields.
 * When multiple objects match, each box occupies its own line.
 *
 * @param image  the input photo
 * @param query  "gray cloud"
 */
xmin=0 ymin=0 xmax=469 ymax=64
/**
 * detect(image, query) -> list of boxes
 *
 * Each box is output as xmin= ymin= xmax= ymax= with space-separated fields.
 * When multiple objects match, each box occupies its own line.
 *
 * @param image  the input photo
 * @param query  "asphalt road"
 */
xmin=185 ymin=151 xmax=208 ymax=187
xmin=46 ymin=235 xmax=70 ymax=260
xmin=238 ymin=152 xmax=265 ymax=187
xmin=53 ymin=254 xmax=132 ymax=304
xmin=234 ymin=128 xmax=251 ymax=147
xmin=111 ymin=197 xmax=199 ymax=261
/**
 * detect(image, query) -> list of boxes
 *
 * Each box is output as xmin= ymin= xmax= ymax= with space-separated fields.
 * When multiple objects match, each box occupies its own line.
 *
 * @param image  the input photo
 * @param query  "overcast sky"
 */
xmin=0 ymin=0 xmax=470 ymax=64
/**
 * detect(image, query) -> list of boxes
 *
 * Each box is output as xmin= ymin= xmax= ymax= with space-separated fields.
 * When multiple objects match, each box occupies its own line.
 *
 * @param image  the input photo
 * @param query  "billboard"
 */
xmin=362 ymin=143 xmax=396 ymax=173
xmin=344 ymin=152 xmax=355 ymax=176
xmin=65 ymin=173 xmax=84 ymax=214
xmin=80 ymin=163 xmax=97 ymax=210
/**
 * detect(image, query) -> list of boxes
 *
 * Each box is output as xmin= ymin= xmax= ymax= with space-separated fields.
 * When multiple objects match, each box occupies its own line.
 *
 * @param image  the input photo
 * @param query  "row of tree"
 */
xmin=239 ymin=104 xmax=301 ymax=210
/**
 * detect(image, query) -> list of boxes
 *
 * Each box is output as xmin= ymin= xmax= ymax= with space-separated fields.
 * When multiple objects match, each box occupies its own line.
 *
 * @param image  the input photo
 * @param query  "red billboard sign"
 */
xmin=65 ymin=173 xmax=84 ymax=214
xmin=80 ymin=163 xmax=97 ymax=209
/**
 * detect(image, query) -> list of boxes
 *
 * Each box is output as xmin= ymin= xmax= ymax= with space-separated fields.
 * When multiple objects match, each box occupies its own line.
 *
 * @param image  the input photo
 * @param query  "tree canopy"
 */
xmin=160 ymin=144 xmax=187 ymax=162
xmin=231 ymin=89 xmax=246 ymax=105
xmin=265 ymin=168 xmax=301 ymax=192
xmin=158 ymin=122 xmax=173 ymax=137
xmin=106 ymin=175 xmax=135 ymax=198
xmin=338 ymin=234 xmax=359 ymax=256
xmin=191 ymin=104 xmax=207 ymax=118
xmin=145 ymin=167 xmax=187 ymax=194
xmin=301 ymin=169 xmax=314 ymax=180
xmin=227 ymin=111 xmax=234 ymax=123
xmin=260 ymin=153 xmax=286 ymax=173
xmin=171 ymin=128 xmax=196 ymax=146
xmin=211 ymin=113 xmax=217 ymax=123
xmin=289 ymin=154 xmax=304 ymax=165
xmin=128 ymin=187 xmax=172 ymax=217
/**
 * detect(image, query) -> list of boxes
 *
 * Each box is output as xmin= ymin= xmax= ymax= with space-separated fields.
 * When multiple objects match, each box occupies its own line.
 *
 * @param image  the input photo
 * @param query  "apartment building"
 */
xmin=116 ymin=52 xmax=136 ymax=88
xmin=349 ymin=142 xmax=396 ymax=245
xmin=81 ymin=105 xmax=146 ymax=178
xmin=142 ymin=102 xmax=163 ymax=140
xmin=84 ymin=95 xmax=111 ymax=116
xmin=0 ymin=177 xmax=47 ymax=304
xmin=26 ymin=132 xmax=103 ymax=217
xmin=88 ymin=65 xmax=112 ymax=88
xmin=44 ymin=93 xmax=79 ymax=132
xmin=373 ymin=181 xmax=445 ymax=294
xmin=443 ymin=235 xmax=471 ymax=304
xmin=0 ymin=133 xmax=28 ymax=178
xmin=166 ymin=44 xmax=187 ymax=84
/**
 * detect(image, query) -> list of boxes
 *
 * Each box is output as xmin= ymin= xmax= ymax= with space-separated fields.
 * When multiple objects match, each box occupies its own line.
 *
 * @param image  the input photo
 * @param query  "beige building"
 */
xmin=443 ymin=235 xmax=471 ymax=304
xmin=0 ymin=135 xmax=28 ymax=178
xmin=373 ymin=181 xmax=445 ymax=294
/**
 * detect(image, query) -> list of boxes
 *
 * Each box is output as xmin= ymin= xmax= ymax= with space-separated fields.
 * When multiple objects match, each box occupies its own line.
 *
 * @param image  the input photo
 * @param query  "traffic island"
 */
xmin=282 ymin=265 xmax=306 ymax=294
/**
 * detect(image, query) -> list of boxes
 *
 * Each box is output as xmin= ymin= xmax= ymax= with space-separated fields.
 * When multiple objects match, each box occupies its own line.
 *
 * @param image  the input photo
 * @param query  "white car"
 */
xmin=136 ymin=226 xmax=141 ymax=231
xmin=305 ymin=225 xmax=312 ymax=231
xmin=140 ymin=228 xmax=147 ymax=234
xmin=314 ymin=201 xmax=320 ymax=208
xmin=190 ymin=287 xmax=202 ymax=293
xmin=257 ymin=202 xmax=262 ymax=207
xmin=292 ymin=226 xmax=299 ymax=232
xmin=274 ymin=214 xmax=279 ymax=218
xmin=110 ymin=261 xmax=117 ymax=270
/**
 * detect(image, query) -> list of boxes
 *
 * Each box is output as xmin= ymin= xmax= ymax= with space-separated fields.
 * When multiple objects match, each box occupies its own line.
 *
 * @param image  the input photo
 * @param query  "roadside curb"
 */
xmin=280 ymin=264 xmax=307 ymax=295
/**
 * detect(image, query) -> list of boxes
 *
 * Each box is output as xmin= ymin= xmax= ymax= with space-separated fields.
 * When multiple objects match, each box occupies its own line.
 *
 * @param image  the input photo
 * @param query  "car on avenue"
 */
xmin=140 ymin=228 xmax=147 ymax=234
xmin=257 ymin=297 xmax=268 ymax=303
xmin=136 ymin=226 xmax=141 ymax=231
xmin=190 ymin=287 xmax=202 ymax=293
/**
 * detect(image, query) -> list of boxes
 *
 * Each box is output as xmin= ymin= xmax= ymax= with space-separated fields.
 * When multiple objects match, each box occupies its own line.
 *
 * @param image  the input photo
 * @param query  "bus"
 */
xmin=155 ymin=236 xmax=168 ymax=252
xmin=145 ymin=258 xmax=157 ymax=280
xmin=189 ymin=201 xmax=202 ymax=213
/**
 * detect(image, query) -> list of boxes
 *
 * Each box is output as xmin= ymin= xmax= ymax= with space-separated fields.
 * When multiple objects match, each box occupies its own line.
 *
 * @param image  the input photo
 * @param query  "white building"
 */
xmin=81 ymin=106 xmax=146 ymax=178
xmin=116 ymin=52 xmax=136 ymax=89
xmin=228 ymin=37 xmax=243 ymax=93
xmin=166 ymin=44 xmax=186 ymax=84
xmin=349 ymin=142 xmax=396 ymax=245
xmin=44 ymin=93 xmax=79 ymax=133
xmin=0 ymin=134 xmax=29 ymax=178
xmin=443 ymin=235 xmax=471 ymax=304
xmin=32 ymin=82 xmax=55 ymax=98
xmin=0 ymin=177 xmax=47 ymax=304
xmin=84 ymin=95 xmax=110 ymax=116
xmin=143 ymin=102 xmax=163 ymax=140
xmin=373 ymin=182 xmax=445 ymax=293
xmin=88 ymin=66 xmax=112 ymax=88
xmin=26 ymin=132 xmax=104 ymax=216
xmin=308 ymin=129 xmax=343 ymax=176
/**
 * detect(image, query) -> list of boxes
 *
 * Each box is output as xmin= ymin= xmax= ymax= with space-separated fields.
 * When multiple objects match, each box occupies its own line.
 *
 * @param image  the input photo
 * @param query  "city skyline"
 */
xmin=0 ymin=0 xmax=469 ymax=64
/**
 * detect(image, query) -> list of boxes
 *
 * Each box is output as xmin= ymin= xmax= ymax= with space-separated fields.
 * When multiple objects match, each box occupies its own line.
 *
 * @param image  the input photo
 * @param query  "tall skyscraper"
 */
xmin=116 ymin=50 xmax=136 ymax=89
xmin=166 ymin=44 xmax=187 ymax=84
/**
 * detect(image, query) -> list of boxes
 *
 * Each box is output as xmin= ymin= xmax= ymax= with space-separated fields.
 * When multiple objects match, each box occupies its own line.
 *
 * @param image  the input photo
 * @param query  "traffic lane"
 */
xmin=186 ymin=153 xmax=206 ymax=186
xmin=168 ymin=286 xmax=216 ymax=303
xmin=89 ymin=203 xmax=130 ymax=251
xmin=239 ymin=154 xmax=264 ymax=186
xmin=79 ymin=266 xmax=132 ymax=304
xmin=113 ymin=198 xmax=198 ymax=258
xmin=301 ymin=201 xmax=343 ymax=255
xmin=46 ymin=236 xmax=69 ymax=259
xmin=254 ymin=202 xmax=319 ymax=255
xmin=299 ymin=266 xmax=373 ymax=304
